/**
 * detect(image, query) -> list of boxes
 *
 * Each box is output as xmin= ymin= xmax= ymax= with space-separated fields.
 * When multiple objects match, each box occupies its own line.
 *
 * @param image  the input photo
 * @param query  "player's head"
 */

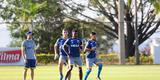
xmin=26 ymin=31 xmax=33 ymax=39
xmin=72 ymin=29 xmax=78 ymax=38
xmin=90 ymin=32 xmax=96 ymax=40
xmin=62 ymin=28 xmax=68 ymax=38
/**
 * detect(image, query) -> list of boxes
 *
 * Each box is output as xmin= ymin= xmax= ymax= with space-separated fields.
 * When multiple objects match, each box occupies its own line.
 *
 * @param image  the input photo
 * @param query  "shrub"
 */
xmin=36 ymin=54 xmax=56 ymax=65
xmin=36 ymin=53 xmax=153 ymax=65
xmin=99 ymin=53 xmax=153 ymax=64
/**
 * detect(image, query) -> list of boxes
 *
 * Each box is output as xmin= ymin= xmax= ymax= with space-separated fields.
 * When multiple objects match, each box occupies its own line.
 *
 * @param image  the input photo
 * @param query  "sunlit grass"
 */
xmin=0 ymin=65 xmax=160 ymax=80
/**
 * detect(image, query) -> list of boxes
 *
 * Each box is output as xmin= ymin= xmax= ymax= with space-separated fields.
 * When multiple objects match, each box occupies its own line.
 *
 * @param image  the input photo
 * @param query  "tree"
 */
xmin=60 ymin=0 xmax=160 ymax=57
xmin=0 ymin=0 xmax=64 ymax=53
xmin=149 ymin=0 xmax=160 ymax=13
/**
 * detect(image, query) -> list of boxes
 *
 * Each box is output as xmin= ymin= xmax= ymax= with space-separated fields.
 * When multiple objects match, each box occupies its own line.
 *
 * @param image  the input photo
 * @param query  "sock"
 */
xmin=84 ymin=69 xmax=91 ymax=80
xmin=79 ymin=68 xmax=83 ymax=80
xmin=97 ymin=64 xmax=103 ymax=78
xmin=60 ymin=73 xmax=63 ymax=80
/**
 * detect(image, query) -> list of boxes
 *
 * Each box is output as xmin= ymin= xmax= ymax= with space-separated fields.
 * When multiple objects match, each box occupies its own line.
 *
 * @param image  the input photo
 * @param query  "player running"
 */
xmin=54 ymin=28 xmax=71 ymax=80
xmin=63 ymin=29 xmax=83 ymax=80
xmin=21 ymin=31 xmax=36 ymax=80
xmin=84 ymin=32 xmax=103 ymax=80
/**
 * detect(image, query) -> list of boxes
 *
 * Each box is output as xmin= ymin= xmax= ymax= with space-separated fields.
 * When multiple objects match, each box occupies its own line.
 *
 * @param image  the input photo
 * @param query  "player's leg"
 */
xmin=66 ymin=57 xmax=71 ymax=80
xmin=58 ymin=56 xmax=66 ymax=80
xmin=59 ymin=62 xmax=64 ymax=80
xmin=96 ymin=63 xmax=102 ymax=80
xmin=95 ymin=59 xmax=103 ymax=80
xmin=64 ymin=57 xmax=74 ymax=80
xmin=68 ymin=73 xmax=72 ymax=80
xmin=30 ymin=68 xmax=34 ymax=80
xmin=23 ymin=68 xmax=28 ymax=80
xmin=84 ymin=67 xmax=92 ymax=80
xmin=64 ymin=65 xmax=73 ymax=80
xmin=84 ymin=58 xmax=93 ymax=80
xmin=68 ymin=71 xmax=71 ymax=80
xmin=79 ymin=66 xmax=83 ymax=80
xmin=24 ymin=59 xmax=29 ymax=80
xmin=30 ymin=59 xmax=36 ymax=80
xmin=75 ymin=57 xmax=83 ymax=80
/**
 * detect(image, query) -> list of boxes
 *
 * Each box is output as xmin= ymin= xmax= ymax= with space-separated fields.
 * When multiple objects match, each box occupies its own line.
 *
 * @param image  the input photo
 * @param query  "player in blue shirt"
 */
xmin=22 ymin=31 xmax=36 ymax=80
xmin=54 ymin=29 xmax=71 ymax=80
xmin=84 ymin=32 xmax=103 ymax=80
xmin=63 ymin=29 xmax=83 ymax=80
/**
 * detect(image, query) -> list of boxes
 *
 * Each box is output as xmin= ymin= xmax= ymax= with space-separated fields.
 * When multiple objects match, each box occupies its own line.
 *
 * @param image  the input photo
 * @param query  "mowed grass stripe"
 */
xmin=0 ymin=65 xmax=160 ymax=80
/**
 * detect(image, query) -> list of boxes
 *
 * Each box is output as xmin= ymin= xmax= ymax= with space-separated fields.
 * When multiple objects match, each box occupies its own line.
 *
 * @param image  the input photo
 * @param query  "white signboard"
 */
xmin=0 ymin=48 xmax=24 ymax=66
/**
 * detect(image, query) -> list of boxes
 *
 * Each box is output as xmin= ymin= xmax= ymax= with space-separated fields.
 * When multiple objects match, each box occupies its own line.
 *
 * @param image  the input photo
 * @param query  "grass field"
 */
xmin=0 ymin=65 xmax=160 ymax=80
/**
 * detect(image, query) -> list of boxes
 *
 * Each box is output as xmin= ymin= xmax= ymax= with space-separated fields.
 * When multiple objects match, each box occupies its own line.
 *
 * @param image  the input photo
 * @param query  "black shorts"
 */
xmin=25 ymin=59 xmax=36 ymax=69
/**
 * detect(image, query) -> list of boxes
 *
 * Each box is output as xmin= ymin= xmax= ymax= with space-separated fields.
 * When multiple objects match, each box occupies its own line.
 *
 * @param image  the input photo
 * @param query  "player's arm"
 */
xmin=84 ymin=41 xmax=95 ymax=53
xmin=54 ymin=39 xmax=60 ymax=60
xmin=21 ymin=46 xmax=26 ymax=59
xmin=84 ymin=48 xmax=92 ymax=52
xmin=62 ymin=39 xmax=70 ymax=56
xmin=21 ymin=42 xmax=26 ymax=61
xmin=54 ymin=39 xmax=60 ymax=55
xmin=33 ymin=41 xmax=38 ymax=64
xmin=33 ymin=41 xmax=37 ymax=53
xmin=79 ymin=40 xmax=83 ymax=53
xmin=54 ymin=44 xmax=59 ymax=55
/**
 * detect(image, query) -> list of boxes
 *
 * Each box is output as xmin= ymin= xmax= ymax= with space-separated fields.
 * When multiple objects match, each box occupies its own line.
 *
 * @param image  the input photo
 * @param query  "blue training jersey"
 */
xmin=85 ymin=40 xmax=97 ymax=58
xmin=64 ymin=38 xmax=82 ymax=57
xmin=55 ymin=38 xmax=68 ymax=56
xmin=22 ymin=40 xmax=36 ymax=59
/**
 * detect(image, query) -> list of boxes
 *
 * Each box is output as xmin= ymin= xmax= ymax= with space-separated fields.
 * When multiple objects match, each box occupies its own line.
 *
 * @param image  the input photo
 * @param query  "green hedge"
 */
xmin=36 ymin=54 xmax=55 ymax=65
xmin=99 ymin=54 xmax=153 ymax=64
xmin=36 ymin=53 xmax=153 ymax=65
xmin=125 ymin=55 xmax=153 ymax=64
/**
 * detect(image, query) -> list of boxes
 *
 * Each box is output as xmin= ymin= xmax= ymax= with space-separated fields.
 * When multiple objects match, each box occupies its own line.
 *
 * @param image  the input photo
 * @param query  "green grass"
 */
xmin=0 ymin=65 xmax=160 ymax=80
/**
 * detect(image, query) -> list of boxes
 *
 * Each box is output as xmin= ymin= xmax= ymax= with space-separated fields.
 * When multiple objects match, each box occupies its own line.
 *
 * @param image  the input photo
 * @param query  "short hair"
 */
xmin=62 ymin=28 xmax=68 ymax=31
xmin=72 ymin=29 xmax=78 ymax=33
xmin=91 ymin=32 xmax=96 ymax=35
